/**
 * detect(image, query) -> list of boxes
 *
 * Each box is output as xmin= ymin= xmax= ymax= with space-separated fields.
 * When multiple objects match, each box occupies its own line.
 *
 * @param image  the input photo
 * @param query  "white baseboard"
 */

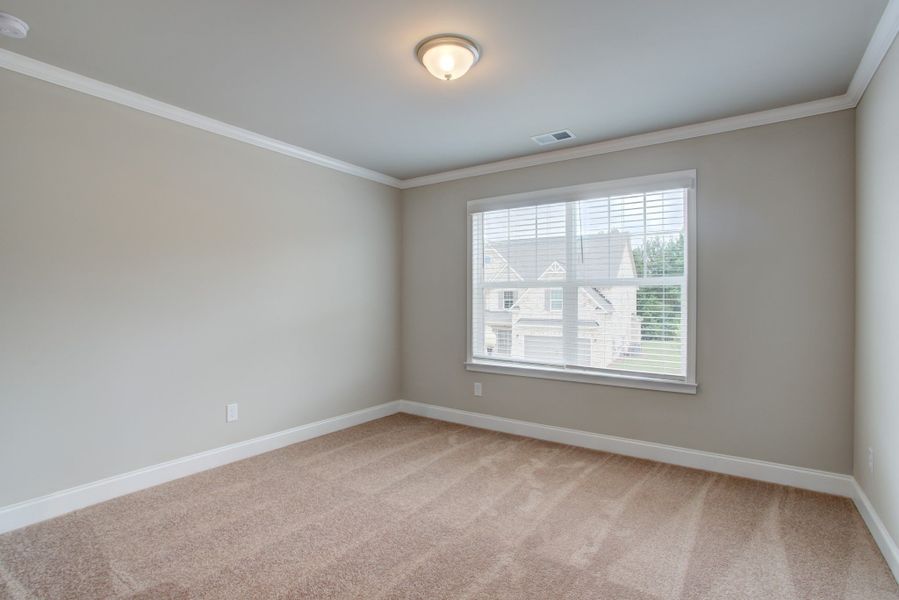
xmin=853 ymin=481 xmax=899 ymax=582
xmin=396 ymin=400 xmax=854 ymax=497
xmin=397 ymin=400 xmax=899 ymax=584
xmin=397 ymin=400 xmax=899 ymax=583
xmin=0 ymin=400 xmax=402 ymax=534
xmin=4 ymin=397 xmax=896 ymax=587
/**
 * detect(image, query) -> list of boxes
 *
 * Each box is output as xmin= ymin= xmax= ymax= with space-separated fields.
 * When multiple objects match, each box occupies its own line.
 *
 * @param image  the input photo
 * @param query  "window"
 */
xmin=548 ymin=289 xmax=563 ymax=311
xmin=467 ymin=171 xmax=696 ymax=393
xmin=495 ymin=329 xmax=512 ymax=355
xmin=503 ymin=290 xmax=516 ymax=309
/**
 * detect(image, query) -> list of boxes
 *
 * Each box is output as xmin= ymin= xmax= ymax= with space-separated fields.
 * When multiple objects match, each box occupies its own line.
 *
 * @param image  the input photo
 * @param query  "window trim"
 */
xmin=466 ymin=170 xmax=698 ymax=394
xmin=502 ymin=290 xmax=516 ymax=310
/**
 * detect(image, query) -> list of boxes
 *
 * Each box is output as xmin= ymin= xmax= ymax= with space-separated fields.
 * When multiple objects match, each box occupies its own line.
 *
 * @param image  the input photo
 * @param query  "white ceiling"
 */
xmin=0 ymin=1 xmax=889 ymax=179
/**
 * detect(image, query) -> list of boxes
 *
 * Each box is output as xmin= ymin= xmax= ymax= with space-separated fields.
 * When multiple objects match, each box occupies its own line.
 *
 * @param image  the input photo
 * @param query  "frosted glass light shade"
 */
xmin=416 ymin=35 xmax=480 ymax=81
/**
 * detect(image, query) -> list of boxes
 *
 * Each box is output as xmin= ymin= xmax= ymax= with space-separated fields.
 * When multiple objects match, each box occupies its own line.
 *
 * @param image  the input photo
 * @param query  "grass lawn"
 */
xmin=608 ymin=340 xmax=683 ymax=376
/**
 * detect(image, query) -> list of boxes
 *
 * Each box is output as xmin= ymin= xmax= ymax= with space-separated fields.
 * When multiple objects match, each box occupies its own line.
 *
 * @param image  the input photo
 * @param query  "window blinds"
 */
xmin=470 ymin=177 xmax=691 ymax=381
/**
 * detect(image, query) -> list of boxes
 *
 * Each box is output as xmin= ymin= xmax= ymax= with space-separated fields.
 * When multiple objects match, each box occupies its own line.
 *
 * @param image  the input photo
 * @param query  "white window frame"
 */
xmin=466 ymin=170 xmax=698 ymax=394
xmin=502 ymin=290 xmax=516 ymax=310
xmin=548 ymin=289 xmax=563 ymax=312
xmin=494 ymin=328 xmax=512 ymax=355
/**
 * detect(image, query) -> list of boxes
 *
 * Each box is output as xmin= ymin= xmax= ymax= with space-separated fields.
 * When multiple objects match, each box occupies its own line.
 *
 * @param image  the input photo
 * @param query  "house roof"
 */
xmin=515 ymin=318 xmax=602 ymax=328
xmin=485 ymin=232 xmax=634 ymax=281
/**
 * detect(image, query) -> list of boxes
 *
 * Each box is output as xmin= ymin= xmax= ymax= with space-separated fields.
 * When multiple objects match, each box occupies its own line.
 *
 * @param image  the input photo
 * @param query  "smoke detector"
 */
xmin=0 ymin=12 xmax=28 ymax=39
xmin=531 ymin=129 xmax=576 ymax=146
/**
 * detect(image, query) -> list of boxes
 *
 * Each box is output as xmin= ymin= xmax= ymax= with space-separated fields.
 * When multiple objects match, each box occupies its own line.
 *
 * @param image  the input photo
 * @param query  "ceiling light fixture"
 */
xmin=416 ymin=34 xmax=480 ymax=81
xmin=0 ymin=12 xmax=28 ymax=39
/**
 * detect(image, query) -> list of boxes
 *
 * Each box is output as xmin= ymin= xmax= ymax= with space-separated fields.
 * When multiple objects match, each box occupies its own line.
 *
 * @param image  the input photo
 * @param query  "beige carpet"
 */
xmin=0 ymin=414 xmax=896 ymax=599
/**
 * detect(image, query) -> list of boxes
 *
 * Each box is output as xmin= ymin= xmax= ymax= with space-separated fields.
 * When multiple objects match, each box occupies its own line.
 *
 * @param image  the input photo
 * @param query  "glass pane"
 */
xmin=482 ymin=203 xmax=567 ymax=282
xmin=574 ymin=285 xmax=638 ymax=370
xmin=633 ymin=189 xmax=686 ymax=278
xmin=578 ymin=284 xmax=684 ymax=376
xmin=478 ymin=286 xmax=564 ymax=365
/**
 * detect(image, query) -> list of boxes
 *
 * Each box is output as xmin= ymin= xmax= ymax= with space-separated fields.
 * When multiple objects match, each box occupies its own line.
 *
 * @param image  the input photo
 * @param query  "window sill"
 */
xmin=465 ymin=360 xmax=697 ymax=394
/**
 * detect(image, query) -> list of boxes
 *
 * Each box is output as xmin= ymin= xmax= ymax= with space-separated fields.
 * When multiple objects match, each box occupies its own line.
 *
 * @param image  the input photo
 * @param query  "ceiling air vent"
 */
xmin=531 ymin=129 xmax=576 ymax=146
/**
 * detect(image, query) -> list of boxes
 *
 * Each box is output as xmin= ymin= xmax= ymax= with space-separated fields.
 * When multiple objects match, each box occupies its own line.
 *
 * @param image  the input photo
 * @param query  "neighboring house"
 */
xmin=482 ymin=232 xmax=640 ymax=369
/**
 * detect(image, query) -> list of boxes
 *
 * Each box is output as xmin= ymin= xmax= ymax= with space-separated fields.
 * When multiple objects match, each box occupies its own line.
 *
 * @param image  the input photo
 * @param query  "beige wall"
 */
xmin=856 ymin=38 xmax=899 ymax=545
xmin=0 ymin=69 xmax=402 ymax=506
xmin=0 ymin=59 xmax=864 ymax=509
xmin=402 ymin=111 xmax=855 ymax=473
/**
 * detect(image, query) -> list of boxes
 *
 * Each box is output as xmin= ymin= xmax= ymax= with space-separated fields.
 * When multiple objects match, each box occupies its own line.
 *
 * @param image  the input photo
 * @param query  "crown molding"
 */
xmin=848 ymin=0 xmax=899 ymax=104
xmin=397 ymin=94 xmax=855 ymax=188
xmin=2 ymin=0 xmax=897 ymax=190
xmin=0 ymin=49 xmax=402 ymax=188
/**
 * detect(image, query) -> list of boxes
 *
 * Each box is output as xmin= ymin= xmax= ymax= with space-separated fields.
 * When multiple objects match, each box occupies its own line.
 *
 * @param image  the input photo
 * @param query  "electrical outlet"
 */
xmin=226 ymin=403 xmax=239 ymax=423
xmin=473 ymin=382 xmax=482 ymax=397
xmin=868 ymin=447 xmax=875 ymax=475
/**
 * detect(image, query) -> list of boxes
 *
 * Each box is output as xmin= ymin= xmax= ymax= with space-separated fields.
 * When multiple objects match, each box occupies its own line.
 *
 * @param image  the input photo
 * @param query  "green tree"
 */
xmin=632 ymin=234 xmax=684 ymax=341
